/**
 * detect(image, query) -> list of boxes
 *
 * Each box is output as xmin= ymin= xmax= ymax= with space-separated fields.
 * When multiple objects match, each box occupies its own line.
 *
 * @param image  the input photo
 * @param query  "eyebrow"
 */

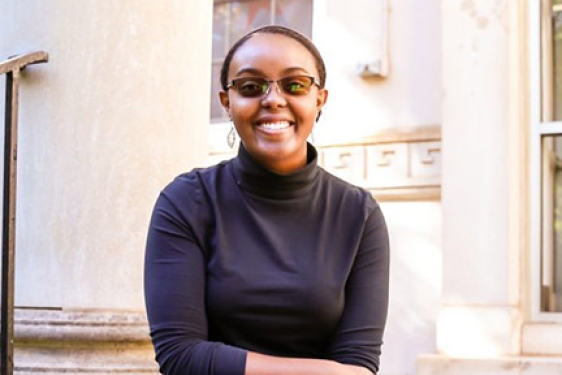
xmin=233 ymin=66 xmax=311 ymax=78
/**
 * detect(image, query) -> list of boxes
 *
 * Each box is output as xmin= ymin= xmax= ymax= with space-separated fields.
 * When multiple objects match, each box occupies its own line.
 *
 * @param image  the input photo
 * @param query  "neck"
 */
xmin=262 ymin=158 xmax=307 ymax=175
xmin=247 ymin=148 xmax=308 ymax=175
xmin=233 ymin=142 xmax=319 ymax=200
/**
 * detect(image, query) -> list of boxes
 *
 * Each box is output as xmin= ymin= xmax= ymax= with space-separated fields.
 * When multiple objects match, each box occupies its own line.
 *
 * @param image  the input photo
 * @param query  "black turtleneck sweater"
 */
xmin=144 ymin=144 xmax=389 ymax=375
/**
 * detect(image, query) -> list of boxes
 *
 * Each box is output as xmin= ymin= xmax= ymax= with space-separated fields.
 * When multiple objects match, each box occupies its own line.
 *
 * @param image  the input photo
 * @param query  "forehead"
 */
xmin=228 ymin=33 xmax=318 ymax=78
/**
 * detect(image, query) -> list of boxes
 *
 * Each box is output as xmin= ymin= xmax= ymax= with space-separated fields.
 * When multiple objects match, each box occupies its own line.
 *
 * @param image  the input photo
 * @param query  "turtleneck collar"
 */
xmin=231 ymin=143 xmax=320 ymax=199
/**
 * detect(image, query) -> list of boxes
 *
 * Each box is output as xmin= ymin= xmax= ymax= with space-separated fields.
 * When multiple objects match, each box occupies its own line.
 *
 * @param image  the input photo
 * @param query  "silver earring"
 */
xmin=227 ymin=125 xmax=236 ymax=149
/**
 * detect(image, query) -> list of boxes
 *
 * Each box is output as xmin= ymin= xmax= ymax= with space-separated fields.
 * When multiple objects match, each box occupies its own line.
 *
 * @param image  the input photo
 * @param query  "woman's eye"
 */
xmin=284 ymin=80 xmax=307 ymax=94
xmin=239 ymin=81 xmax=266 ymax=94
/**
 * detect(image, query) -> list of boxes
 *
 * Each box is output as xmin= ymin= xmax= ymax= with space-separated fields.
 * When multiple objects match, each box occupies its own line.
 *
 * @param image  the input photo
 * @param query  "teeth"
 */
xmin=259 ymin=121 xmax=290 ymax=130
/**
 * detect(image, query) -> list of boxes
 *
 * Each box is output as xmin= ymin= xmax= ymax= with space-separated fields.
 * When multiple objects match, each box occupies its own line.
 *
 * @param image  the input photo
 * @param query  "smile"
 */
xmin=257 ymin=121 xmax=292 ymax=131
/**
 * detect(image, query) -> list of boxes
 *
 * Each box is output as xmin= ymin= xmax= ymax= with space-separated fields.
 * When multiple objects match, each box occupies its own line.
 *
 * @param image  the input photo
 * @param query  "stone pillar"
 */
xmin=417 ymin=2 xmax=520 ymax=372
xmin=0 ymin=1 xmax=212 ymax=310
xmin=436 ymin=0 xmax=519 ymax=358
xmin=1 ymin=2 xmax=212 ymax=372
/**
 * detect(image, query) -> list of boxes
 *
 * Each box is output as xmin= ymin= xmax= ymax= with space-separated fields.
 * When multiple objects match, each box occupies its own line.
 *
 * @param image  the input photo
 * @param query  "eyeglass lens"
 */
xmin=231 ymin=76 xmax=316 ymax=98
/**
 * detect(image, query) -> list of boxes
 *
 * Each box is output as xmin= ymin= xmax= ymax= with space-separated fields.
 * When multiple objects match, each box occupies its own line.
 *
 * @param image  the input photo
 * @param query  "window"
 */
xmin=210 ymin=0 xmax=313 ymax=122
xmin=534 ymin=0 xmax=562 ymax=315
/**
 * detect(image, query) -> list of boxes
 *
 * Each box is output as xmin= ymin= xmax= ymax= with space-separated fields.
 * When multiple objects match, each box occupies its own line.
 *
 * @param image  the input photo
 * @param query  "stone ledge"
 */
xmin=522 ymin=322 xmax=562 ymax=356
xmin=417 ymin=354 xmax=562 ymax=375
xmin=14 ymin=308 xmax=151 ymax=343
xmin=11 ymin=309 xmax=159 ymax=374
xmin=317 ymin=125 xmax=441 ymax=148
xmin=16 ymin=345 xmax=158 ymax=372
xmin=369 ymin=186 xmax=441 ymax=202
xmin=16 ymin=367 xmax=155 ymax=375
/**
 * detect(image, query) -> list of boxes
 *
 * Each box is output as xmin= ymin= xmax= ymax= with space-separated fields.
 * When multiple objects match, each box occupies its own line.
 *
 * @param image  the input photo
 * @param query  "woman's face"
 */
xmin=219 ymin=33 xmax=328 ymax=174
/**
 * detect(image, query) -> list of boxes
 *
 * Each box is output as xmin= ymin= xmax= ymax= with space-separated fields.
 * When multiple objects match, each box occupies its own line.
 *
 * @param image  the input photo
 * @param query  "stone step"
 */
xmin=418 ymin=354 xmax=562 ymax=375
xmin=12 ymin=308 xmax=159 ymax=374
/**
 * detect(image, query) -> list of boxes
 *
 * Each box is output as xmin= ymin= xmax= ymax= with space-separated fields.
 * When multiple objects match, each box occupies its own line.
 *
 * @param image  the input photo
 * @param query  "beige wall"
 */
xmin=313 ymin=0 xmax=441 ymax=143
xmin=0 ymin=1 xmax=212 ymax=309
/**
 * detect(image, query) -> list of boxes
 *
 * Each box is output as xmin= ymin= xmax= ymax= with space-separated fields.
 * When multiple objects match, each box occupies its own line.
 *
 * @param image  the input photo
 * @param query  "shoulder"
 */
xmin=161 ymin=160 xmax=231 ymax=199
xmin=154 ymin=159 xmax=233 ymax=217
xmin=317 ymin=167 xmax=379 ymax=215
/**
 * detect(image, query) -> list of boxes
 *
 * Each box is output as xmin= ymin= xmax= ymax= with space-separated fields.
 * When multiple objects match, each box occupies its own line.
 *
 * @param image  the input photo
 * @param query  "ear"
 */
xmin=219 ymin=90 xmax=231 ymax=115
xmin=316 ymin=88 xmax=328 ymax=120
xmin=316 ymin=88 xmax=328 ymax=111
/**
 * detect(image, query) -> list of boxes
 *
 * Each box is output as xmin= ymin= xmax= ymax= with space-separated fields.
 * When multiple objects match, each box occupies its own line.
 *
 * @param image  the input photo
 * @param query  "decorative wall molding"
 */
xmin=316 ymin=125 xmax=441 ymax=147
xmin=209 ymin=125 xmax=442 ymax=202
xmin=13 ymin=308 xmax=158 ymax=375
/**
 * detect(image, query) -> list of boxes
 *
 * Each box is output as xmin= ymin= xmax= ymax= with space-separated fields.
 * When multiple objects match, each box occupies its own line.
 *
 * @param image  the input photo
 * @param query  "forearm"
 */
xmin=245 ymin=352 xmax=374 ymax=375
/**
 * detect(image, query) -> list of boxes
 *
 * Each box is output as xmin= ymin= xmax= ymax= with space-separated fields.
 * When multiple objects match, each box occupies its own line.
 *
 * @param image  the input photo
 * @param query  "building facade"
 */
xmin=0 ymin=0 xmax=561 ymax=374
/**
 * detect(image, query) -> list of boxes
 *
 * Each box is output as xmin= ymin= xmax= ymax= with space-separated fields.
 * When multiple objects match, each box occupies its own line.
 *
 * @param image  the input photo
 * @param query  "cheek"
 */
xmin=231 ymin=99 xmax=258 ymax=120
xmin=292 ymin=99 xmax=320 ymax=122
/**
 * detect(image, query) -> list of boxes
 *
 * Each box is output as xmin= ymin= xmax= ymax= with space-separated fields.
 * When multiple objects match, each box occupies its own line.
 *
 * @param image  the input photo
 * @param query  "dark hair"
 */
xmin=219 ymin=25 xmax=327 ymax=91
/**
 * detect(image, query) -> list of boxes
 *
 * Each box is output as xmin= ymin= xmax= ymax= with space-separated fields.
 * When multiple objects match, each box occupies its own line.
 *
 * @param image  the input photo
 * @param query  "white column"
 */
xmin=438 ymin=0 xmax=519 ymax=357
xmin=0 ymin=1 xmax=212 ymax=309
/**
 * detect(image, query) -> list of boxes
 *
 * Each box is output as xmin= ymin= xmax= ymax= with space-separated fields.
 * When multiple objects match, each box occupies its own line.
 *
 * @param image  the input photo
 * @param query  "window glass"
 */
xmin=542 ymin=135 xmax=562 ymax=312
xmin=213 ymin=3 xmax=228 ymax=60
xmin=553 ymin=136 xmax=562 ymax=311
xmin=210 ymin=63 xmax=224 ymax=120
xmin=276 ymin=0 xmax=313 ymax=36
xmin=229 ymin=1 xmax=271 ymax=46
xmin=539 ymin=0 xmax=562 ymax=314
xmin=552 ymin=2 xmax=562 ymax=120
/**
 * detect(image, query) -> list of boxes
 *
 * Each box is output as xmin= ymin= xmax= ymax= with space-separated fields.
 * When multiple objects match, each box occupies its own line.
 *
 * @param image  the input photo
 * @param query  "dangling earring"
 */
xmin=227 ymin=124 xmax=236 ymax=149
xmin=315 ymin=110 xmax=322 ymax=122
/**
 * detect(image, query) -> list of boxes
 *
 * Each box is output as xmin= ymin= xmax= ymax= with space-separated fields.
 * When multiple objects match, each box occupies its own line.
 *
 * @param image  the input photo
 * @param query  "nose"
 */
xmin=261 ymin=81 xmax=287 ymax=108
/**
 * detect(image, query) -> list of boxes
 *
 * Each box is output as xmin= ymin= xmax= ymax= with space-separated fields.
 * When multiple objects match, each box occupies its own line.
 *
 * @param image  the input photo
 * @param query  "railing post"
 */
xmin=1 ymin=66 xmax=19 ymax=375
xmin=0 ymin=52 xmax=48 ymax=375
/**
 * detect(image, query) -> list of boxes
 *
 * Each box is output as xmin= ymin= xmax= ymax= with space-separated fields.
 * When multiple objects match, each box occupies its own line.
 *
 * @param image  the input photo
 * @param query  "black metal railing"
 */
xmin=0 ymin=51 xmax=48 ymax=375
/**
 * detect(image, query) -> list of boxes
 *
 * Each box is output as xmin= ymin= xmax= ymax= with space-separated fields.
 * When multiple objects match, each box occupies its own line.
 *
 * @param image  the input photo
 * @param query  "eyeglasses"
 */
xmin=226 ymin=75 xmax=321 ymax=98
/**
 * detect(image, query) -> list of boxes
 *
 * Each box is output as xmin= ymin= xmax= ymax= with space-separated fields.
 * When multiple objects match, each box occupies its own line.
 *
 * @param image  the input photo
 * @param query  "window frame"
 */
xmin=530 ymin=0 xmax=562 ymax=321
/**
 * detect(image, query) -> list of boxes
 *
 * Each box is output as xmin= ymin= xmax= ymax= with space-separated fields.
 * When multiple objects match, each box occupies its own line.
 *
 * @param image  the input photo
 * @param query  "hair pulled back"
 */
xmin=219 ymin=25 xmax=327 ymax=91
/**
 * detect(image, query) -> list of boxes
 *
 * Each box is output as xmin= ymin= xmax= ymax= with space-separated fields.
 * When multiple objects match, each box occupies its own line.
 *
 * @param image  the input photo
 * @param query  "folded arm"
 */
xmin=246 ymin=352 xmax=375 ymax=375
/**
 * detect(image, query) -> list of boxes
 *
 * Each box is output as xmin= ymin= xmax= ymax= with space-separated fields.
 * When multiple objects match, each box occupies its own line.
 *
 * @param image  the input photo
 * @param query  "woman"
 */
xmin=144 ymin=25 xmax=390 ymax=375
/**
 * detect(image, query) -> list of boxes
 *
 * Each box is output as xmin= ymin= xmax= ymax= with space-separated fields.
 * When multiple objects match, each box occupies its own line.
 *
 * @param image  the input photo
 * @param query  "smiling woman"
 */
xmin=218 ymin=31 xmax=327 ymax=174
xmin=144 ymin=26 xmax=390 ymax=375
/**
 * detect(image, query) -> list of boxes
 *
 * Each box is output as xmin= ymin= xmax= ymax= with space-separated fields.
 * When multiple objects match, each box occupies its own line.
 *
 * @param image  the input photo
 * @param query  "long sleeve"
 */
xmin=144 ymin=175 xmax=247 ymax=375
xmin=329 ymin=201 xmax=390 ymax=374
